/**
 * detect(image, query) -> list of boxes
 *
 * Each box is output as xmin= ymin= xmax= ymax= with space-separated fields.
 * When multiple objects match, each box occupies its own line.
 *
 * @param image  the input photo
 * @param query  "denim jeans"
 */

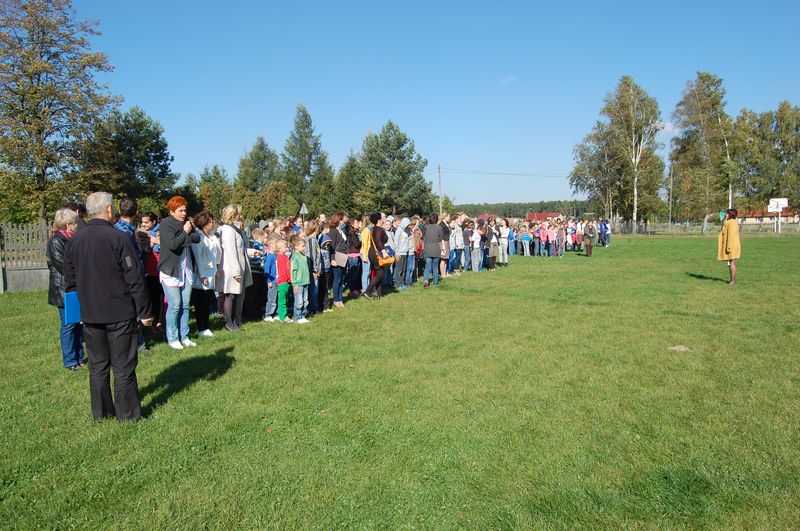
xmin=464 ymin=246 xmax=472 ymax=270
xmin=424 ymin=257 xmax=440 ymax=285
xmin=56 ymin=306 xmax=84 ymax=368
xmin=406 ymin=253 xmax=416 ymax=284
xmin=332 ymin=266 xmax=345 ymax=302
xmin=307 ymin=278 xmax=318 ymax=313
xmin=163 ymin=281 xmax=192 ymax=342
xmin=394 ymin=255 xmax=406 ymax=286
xmin=521 ymin=240 xmax=531 ymax=256
xmin=451 ymin=248 xmax=463 ymax=271
xmin=361 ymin=258 xmax=371 ymax=291
xmin=509 ymin=240 xmax=516 ymax=255
xmin=293 ymin=285 xmax=308 ymax=321
xmin=471 ymin=248 xmax=481 ymax=272
xmin=346 ymin=256 xmax=360 ymax=292
xmin=264 ymin=284 xmax=277 ymax=317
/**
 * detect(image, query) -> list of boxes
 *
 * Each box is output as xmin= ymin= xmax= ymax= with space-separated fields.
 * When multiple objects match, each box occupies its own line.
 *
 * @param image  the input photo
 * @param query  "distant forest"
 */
xmin=454 ymin=200 xmax=591 ymax=218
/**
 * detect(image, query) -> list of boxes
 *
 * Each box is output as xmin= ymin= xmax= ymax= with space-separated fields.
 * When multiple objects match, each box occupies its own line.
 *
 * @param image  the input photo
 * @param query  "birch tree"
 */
xmin=602 ymin=76 xmax=662 ymax=232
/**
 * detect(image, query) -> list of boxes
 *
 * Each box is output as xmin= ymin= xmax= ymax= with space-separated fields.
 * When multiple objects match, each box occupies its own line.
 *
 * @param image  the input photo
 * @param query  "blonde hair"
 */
xmin=306 ymin=219 xmax=319 ymax=236
xmin=221 ymin=204 xmax=241 ymax=224
xmin=54 ymin=208 xmax=79 ymax=229
xmin=274 ymin=239 xmax=288 ymax=252
xmin=251 ymin=228 xmax=265 ymax=241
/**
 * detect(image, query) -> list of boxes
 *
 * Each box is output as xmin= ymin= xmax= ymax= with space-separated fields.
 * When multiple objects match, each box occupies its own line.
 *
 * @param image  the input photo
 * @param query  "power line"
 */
xmin=440 ymin=167 xmax=569 ymax=178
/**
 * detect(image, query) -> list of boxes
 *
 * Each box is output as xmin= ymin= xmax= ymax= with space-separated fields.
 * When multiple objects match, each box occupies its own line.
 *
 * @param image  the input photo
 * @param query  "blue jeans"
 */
xmin=56 ymin=306 xmax=84 ymax=368
xmin=533 ymin=238 xmax=541 ymax=256
xmin=406 ymin=254 xmax=416 ymax=284
xmin=332 ymin=267 xmax=345 ymax=302
xmin=163 ymin=281 xmax=192 ymax=342
xmin=293 ymin=285 xmax=308 ymax=321
xmin=307 ymin=278 xmax=318 ymax=313
xmin=264 ymin=284 xmax=277 ymax=317
xmin=464 ymin=247 xmax=472 ymax=270
xmin=361 ymin=258 xmax=370 ymax=291
xmin=509 ymin=240 xmax=516 ymax=255
xmin=424 ymin=257 xmax=440 ymax=285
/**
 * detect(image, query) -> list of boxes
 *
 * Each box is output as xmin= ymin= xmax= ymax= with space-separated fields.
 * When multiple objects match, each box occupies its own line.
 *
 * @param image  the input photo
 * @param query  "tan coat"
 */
xmin=717 ymin=219 xmax=741 ymax=261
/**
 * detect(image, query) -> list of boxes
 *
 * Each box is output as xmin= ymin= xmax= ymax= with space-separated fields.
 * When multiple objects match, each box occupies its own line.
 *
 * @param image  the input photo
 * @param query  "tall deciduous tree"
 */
xmin=234 ymin=135 xmax=279 ymax=192
xmin=602 ymin=76 xmax=662 ymax=231
xmin=280 ymin=104 xmax=332 ymax=205
xmin=670 ymin=72 xmax=734 ymax=224
xmin=78 ymin=106 xmax=175 ymax=199
xmin=0 ymin=0 xmax=119 ymax=219
xmin=569 ymin=121 xmax=621 ymax=219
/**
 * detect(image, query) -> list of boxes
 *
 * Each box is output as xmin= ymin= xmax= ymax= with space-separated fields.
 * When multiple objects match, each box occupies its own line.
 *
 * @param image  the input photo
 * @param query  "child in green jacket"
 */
xmin=290 ymin=236 xmax=311 ymax=324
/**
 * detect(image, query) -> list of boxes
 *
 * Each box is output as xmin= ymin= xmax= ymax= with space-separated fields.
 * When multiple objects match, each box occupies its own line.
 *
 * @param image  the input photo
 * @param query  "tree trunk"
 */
xmin=632 ymin=171 xmax=639 ymax=234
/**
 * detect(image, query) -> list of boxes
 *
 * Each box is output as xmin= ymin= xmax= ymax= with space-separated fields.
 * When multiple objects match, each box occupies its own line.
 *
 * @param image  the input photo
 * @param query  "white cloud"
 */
xmin=658 ymin=121 xmax=680 ymax=134
xmin=500 ymin=76 xmax=517 ymax=85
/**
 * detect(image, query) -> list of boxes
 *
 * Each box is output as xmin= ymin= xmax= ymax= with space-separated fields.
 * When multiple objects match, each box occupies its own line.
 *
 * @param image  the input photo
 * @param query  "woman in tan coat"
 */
xmin=718 ymin=208 xmax=741 ymax=285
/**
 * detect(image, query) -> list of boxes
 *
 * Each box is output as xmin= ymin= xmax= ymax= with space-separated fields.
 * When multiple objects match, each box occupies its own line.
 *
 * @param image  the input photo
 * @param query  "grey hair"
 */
xmin=53 ymin=208 xmax=79 ymax=229
xmin=86 ymin=192 xmax=114 ymax=218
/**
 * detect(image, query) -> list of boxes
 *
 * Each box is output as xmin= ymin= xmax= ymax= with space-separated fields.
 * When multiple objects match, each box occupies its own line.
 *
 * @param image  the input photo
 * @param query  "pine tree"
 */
xmin=280 ymin=104 xmax=330 ymax=205
xmin=234 ymin=135 xmax=279 ymax=192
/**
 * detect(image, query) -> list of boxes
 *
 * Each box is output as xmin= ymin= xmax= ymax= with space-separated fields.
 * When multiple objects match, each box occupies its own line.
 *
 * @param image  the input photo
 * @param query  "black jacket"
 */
xmin=46 ymin=231 xmax=69 ymax=307
xmin=63 ymin=219 xmax=151 ymax=324
xmin=158 ymin=215 xmax=201 ymax=278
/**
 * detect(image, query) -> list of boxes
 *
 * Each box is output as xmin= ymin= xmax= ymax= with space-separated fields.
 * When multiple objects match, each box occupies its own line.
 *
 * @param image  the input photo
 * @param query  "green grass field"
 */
xmin=1 ymin=236 xmax=799 ymax=529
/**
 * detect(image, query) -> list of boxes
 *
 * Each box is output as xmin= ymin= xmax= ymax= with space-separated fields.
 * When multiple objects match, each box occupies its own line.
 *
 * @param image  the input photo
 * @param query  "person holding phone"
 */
xmin=158 ymin=196 xmax=201 ymax=349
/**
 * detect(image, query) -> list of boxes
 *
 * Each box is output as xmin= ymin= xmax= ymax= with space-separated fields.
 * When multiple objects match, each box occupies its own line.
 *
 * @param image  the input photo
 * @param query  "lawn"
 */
xmin=1 ymin=236 xmax=799 ymax=529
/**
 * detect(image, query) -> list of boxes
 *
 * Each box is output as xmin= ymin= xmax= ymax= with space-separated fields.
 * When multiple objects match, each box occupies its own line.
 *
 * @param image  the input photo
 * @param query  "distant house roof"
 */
xmin=526 ymin=212 xmax=561 ymax=222
xmin=475 ymin=213 xmax=498 ymax=222
xmin=745 ymin=207 xmax=796 ymax=218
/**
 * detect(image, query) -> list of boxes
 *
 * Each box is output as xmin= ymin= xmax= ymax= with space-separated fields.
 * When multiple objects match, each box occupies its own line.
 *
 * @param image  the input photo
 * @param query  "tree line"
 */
xmin=570 ymin=73 xmax=799 ymax=228
xmin=0 ymin=0 xmax=438 ymax=223
xmin=454 ymin=200 xmax=591 ymax=218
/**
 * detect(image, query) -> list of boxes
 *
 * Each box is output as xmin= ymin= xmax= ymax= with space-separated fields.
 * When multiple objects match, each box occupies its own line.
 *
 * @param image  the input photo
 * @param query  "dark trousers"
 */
xmin=366 ymin=266 xmax=385 ymax=297
xmin=83 ymin=319 xmax=141 ymax=421
xmin=145 ymin=275 xmax=164 ymax=325
xmin=192 ymin=288 xmax=214 ymax=331
xmin=394 ymin=254 xmax=408 ymax=286
xmin=318 ymin=270 xmax=332 ymax=310
xmin=586 ymin=243 xmax=593 ymax=257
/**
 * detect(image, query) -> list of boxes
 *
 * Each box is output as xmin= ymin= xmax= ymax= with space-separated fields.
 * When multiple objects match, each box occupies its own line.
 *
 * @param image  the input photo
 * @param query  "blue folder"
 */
xmin=64 ymin=291 xmax=81 ymax=324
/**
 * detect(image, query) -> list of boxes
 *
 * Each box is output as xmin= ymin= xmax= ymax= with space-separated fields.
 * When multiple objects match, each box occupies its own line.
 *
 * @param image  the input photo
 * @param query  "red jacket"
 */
xmin=276 ymin=253 xmax=291 ymax=285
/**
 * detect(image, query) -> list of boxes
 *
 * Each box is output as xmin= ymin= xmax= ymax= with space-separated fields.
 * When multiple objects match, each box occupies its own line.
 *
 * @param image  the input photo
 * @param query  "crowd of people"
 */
xmin=45 ymin=192 xmax=612 ymax=421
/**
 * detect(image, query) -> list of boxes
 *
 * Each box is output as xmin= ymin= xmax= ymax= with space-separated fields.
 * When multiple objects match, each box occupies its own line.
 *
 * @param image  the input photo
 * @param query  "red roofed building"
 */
xmin=525 ymin=212 xmax=561 ymax=222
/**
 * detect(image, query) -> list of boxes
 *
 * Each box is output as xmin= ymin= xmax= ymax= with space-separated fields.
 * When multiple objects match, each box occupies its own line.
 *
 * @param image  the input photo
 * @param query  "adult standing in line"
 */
xmin=114 ymin=198 xmax=149 ymax=354
xmin=327 ymin=211 xmax=349 ymax=308
xmin=359 ymin=215 xmax=373 ymax=295
xmin=363 ymin=212 xmax=389 ymax=299
xmin=486 ymin=217 xmax=499 ymax=270
xmin=438 ymin=213 xmax=451 ymax=278
xmin=498 ymin=218 xmax=510 ymax=267
xmin=718 ymin=208 xmax=741 ymax=285
xmin=422 ymin=214 xmax=443 ymax=288
xmin=63 ymin=192 xmax=153 ymax=421
xmin=46 ymin=208 xmax=84 ymax=371
xmin=190 ymin=211 xmax=221 ymax=338
xmin=219 ymin=204 xmax=253 ymax=332
xmin=583 ymin=220 xmax=597 ymax=257
xmin=393 ymin=217 xmax=413 ymax=289
xmin=159 ymin=196 xmax=201 ymax=348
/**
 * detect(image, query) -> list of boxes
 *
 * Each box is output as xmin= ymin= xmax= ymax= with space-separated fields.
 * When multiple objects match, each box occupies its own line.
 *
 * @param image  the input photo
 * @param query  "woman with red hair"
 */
xmin=158 ymin=196 xmax=201 ymax=349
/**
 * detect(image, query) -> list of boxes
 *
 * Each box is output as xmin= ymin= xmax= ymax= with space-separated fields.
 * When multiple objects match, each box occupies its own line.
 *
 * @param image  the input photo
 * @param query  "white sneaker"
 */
xmin=296 ymin=318 xmax=310 ymax=324
xmin=198 ymin=329 xmax=214 ymax=338
xmin=168 ymin=341 xmax=184 ymax=350
xmin=263 ymin=316 xmax=274 ymax=322
xmin=181 ymin=339 xmax=197 ymax=347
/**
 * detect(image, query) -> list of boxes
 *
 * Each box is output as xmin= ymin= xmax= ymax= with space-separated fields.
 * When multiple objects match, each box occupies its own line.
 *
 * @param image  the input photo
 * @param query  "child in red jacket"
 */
xmin=275 ymin=239 xmax=292 ymax=322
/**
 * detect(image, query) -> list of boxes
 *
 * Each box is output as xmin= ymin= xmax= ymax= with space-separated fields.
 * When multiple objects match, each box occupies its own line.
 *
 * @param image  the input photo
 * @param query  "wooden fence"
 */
xmin=0 ymin=221 xmax=50 ymax=270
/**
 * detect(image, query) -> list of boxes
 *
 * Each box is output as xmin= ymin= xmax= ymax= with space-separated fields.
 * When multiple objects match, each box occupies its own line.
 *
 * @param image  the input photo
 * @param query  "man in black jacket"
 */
xmin=64 ymin=192 xmax=153 ymax=421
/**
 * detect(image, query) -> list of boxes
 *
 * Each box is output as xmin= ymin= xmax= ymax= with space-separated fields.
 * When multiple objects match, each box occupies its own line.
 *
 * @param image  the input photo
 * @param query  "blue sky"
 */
xmin=75 ymin=0 xmax=799 ymax=204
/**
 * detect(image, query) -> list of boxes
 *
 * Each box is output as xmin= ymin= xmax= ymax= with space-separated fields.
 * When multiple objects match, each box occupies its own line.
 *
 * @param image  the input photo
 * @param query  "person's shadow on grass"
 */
xmin=140 ymin=347 xmax=235 ymax=417
xmin=687 ymin=272 xmax=727 ymax=283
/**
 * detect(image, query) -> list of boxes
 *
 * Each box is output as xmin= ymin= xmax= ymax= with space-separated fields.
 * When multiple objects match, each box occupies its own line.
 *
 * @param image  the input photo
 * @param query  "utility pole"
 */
xmin=438 ymin=164 xmax=443 ymax=215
